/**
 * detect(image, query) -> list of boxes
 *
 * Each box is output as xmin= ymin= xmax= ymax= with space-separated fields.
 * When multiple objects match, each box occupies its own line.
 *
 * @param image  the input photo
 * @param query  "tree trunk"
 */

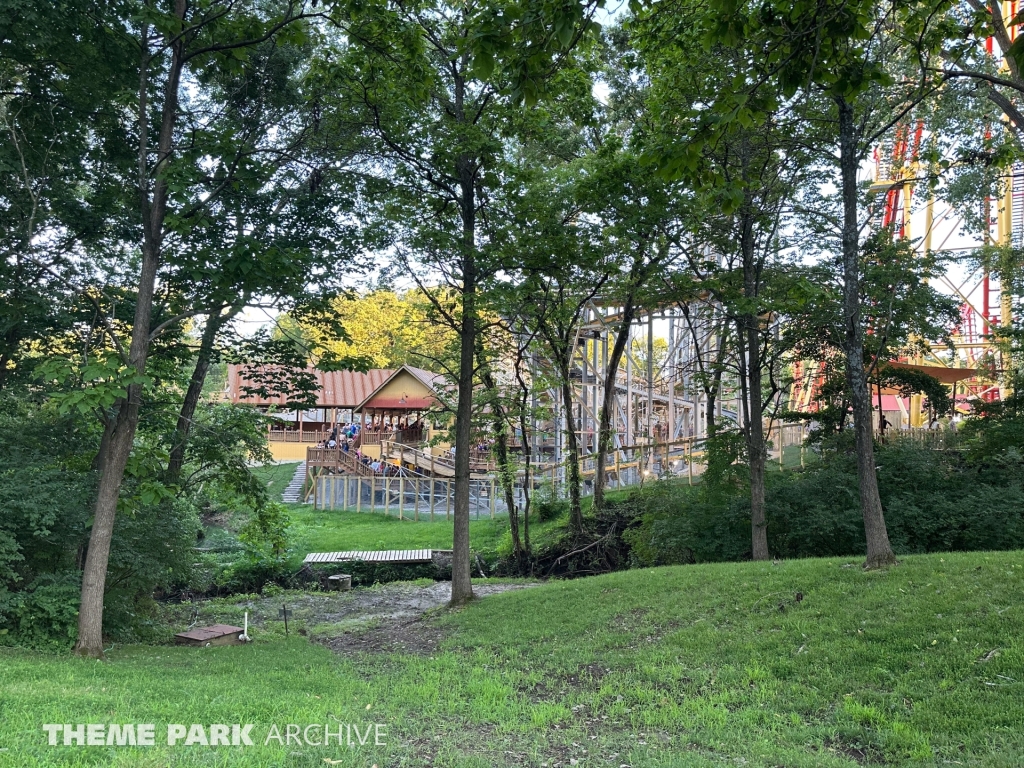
xmin=745 ymin=321 xmax=769 ymax=560
xmin=738 ymin=205 xmax=770 ymax=561
xmin=74 ymin=10 xmax=185 ymax=657
xmin=450 ymin=144 xmax=476 ymax=606
xmin=479 ymin=360 xmax=522 ymax=561
xmin=592 ymin=299 xmax=636 ymax=514
xmin=515 ymin=350 xmax=534 ymax=565
xmin=559 ymin=372 xmax=584 ymax=534
xmin=837 ymin=96 xmax=896 ymax=569
xmin=165 ymin=308 xmax=234 ymax=483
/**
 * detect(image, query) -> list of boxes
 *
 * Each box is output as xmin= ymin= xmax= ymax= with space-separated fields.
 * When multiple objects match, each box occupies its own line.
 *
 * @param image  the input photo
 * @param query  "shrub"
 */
xmin=624 ymin=442 xmax=1024 ymax=565
xmin=0 ymin=573 xmax=82 ymax=648
xmin=532 ymin=483 xmax=569 ymax=522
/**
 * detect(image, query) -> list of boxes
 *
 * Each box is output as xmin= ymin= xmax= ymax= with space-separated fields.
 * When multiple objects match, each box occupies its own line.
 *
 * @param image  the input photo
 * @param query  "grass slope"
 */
xmin=248 ymin=463 xmax=514 ymax=564
xmin=286 ymin=505 xmax=509 ymax=563
xmin=5 ymin=552 xmax=1021 ymax=767
xmin=255 ymin=462 xmax=301 ymax=500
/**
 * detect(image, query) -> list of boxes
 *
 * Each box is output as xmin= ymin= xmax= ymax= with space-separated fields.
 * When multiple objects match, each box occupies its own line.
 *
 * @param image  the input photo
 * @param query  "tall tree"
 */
xmin=315 ymin=0 xmax=598 ymax=602
xmin=0 ymin=0 xmax=136 ymax=388
xmin=696 ymin=0 xmax=951 ymax=567
xmin=63 ymin=0 xmax=316 ymax=657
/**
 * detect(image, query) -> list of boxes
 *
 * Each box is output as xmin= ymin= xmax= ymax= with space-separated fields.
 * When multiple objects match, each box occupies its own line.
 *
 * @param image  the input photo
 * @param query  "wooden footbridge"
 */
xmin=303 ymin=549 xmax=440 ymax=564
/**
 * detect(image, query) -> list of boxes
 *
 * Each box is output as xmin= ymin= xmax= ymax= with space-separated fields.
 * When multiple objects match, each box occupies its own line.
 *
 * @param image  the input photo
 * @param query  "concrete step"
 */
xmin=281 ymin=462 xmax=308 ymax=504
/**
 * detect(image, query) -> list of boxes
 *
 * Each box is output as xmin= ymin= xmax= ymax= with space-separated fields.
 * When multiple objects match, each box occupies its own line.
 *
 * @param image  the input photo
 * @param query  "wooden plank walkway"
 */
xmin=303 ymin=549 xmax=435 ymax=564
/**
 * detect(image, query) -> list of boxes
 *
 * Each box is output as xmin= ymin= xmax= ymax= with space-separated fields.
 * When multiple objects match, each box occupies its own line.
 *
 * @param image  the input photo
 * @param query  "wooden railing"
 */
xmin=394 ymin=427 xmax=424 ymax=444
xmin=358 ymin=429 xmax=388 ymax=446
xmin=270 ymin=429 xmax=331 ymax=443
xmin=381 ymin=441 xmax=497 ymax=474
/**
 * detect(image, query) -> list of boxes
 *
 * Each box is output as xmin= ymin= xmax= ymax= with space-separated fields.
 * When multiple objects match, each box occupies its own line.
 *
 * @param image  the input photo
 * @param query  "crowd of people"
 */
xmin=315 ymin=419 xmax=422 ymax=477
xmin=317 ymin=421 xmax=361 ymax=452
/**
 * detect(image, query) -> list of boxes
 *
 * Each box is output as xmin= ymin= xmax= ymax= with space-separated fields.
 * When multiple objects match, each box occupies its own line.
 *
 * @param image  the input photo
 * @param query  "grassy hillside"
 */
xmin=243 ymin=463 xmax=524 ymax=564
xmin=287 ymin=505 xmax=509 ymax=562
xmin=255 ymin=462 xmax=300 ymax=500
xmin=3 ymin=552 xmax=1021 ymax=767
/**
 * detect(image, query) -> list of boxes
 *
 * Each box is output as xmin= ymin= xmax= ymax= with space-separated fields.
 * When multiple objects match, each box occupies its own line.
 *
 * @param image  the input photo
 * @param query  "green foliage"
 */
xmin=0 ymin=573 xmax=82 ymax=648
xmin=531 ymin=483 xmax=570 ymax=522
xmin=0 ymin=396 xmax=203 ymax=645
xmin=36 ymin=354 xmax=151 ymax=417
xmin=625 ymin=442 xmax=1024 ymax=565
xmin=239 ymin=501 xmax=291 ymax=559
xmin=176 ymin=403 xmax=274 ymax=501
xmin=875 ymin=365 xmax=953 ymax=416
xmin=0 ymin=387 xmax=296 ymax=644
xmin=960 ymin=371 xmax=1024 ymax=463
xmin=212 ymin=501 xmax=292 ymax=594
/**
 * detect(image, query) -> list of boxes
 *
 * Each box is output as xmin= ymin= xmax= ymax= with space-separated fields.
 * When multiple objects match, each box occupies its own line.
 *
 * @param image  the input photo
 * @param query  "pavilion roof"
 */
xmin=225 ymin=365 xmax=394 ymax=408
xmin=354 ymin=365 xmax=446 ymax=412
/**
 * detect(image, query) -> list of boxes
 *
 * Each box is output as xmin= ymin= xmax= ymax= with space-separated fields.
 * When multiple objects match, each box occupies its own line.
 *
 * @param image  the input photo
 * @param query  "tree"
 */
xmin=696 ymin=0 xmax=953 ymax=568
xmin=314 ymin=0 xmax=598 ymax=603
xmin=0 ymin=0 xmax=137 ymax=388
xmin=502 ymin=161 xmax=609 ymax=535
xmin=56 ymin=0 xmax=317 ymax=657
xmin=574 ymin=147 xmax=680 ymax=516
xmin=285 ymin=290 xmax=457 ymax=371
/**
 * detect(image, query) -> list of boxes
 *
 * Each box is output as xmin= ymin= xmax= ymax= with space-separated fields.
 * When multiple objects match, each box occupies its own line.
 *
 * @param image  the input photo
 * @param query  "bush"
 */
xmin=208 ymin=501 xmax=294 ymax=594
xmin=532 ymin=484 xmax=569 ymax=522
xmin=0 ymin=573 xmax=82 ymax=648
xmin=624 ymin=442 xmax=1024 ymax=565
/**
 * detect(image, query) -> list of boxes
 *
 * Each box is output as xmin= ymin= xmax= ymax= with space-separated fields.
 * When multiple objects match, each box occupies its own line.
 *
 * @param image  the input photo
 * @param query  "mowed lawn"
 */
xmin=286 ymin=505 xmax=509 ymax=563
xmin=2 ymin=551 xmax=1023 ymax=767
xmin=250 ymin=462 xmax=515 ymax=563
xmin=266 ymin=463 xmax=620 ymax=564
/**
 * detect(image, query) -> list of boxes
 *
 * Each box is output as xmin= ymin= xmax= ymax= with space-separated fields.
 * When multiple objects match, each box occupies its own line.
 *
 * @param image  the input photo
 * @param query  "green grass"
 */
xmin=252 ymin=460 xmax=548 ymax=561
xmin=2 ymin=551 xmax=1023 ymax=766
xmin=254 ymin=462 xmax=300 ymax=500
xmin=286 ymin=505 xmax=510 ymax=564
xmin=247 ymin=463 xmax=566 ymax=564
xmin=248 ymin=462 xmax=515 ymax=564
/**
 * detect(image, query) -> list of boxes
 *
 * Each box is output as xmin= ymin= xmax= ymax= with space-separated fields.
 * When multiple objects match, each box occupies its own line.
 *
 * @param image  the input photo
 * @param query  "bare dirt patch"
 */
xmin=304 ymin=581 xmax=538 ymax=656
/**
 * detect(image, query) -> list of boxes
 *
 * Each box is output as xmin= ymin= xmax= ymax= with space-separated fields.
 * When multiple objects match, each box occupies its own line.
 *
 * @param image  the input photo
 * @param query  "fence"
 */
xmin=310 ymin=423 xmax=817 ymax=514
xmin=269 ymin=429 xmax=331 ymax=443
xmin=314 ymin=475 xmax=517 ymax=519
xmin=880 ymin=426 xmax=962 ymax=450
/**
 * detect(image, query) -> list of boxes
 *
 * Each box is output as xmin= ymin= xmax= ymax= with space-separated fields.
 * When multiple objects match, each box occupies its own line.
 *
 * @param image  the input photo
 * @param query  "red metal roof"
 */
xmin=226 ymin=365 xmax=393 ymax=408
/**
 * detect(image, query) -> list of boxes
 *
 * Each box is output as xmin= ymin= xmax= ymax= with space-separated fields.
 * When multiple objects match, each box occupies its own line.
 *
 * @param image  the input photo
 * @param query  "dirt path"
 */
xmin=237 ymin=581 xmax=537 ymax=655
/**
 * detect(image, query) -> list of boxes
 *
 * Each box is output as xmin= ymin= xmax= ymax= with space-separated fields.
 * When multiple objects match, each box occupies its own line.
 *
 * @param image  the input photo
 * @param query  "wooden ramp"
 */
xmin=387 ymin=444 xmax=492 ymax=479
xmin=304 ymin=549 xmax=436 ymax=565
xmin=175 ymin=624 xmax=244 ymax=646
